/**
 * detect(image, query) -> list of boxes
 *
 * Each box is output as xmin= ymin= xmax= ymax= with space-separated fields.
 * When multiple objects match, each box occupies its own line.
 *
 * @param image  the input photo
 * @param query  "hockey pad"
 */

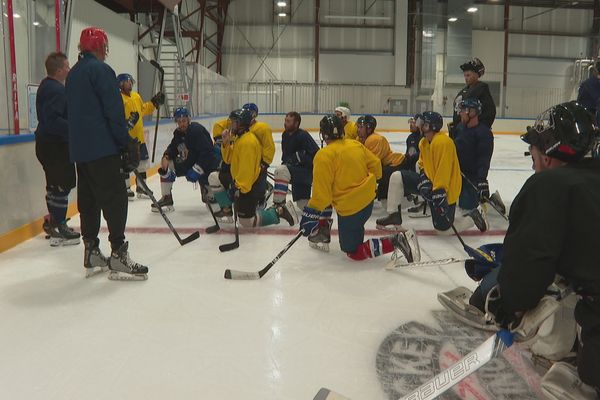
xmin=541 ymin=362 xmax=599 ymax=400
xmin=510 ymin=295 xmax=562 ymax=345
xmin=530 ymin=293 xmax=578 ymax=361
xmin=437 ymin=287 xmax=499 ymax=331
xmin=464 ymin=243 xmax=503 ymax=281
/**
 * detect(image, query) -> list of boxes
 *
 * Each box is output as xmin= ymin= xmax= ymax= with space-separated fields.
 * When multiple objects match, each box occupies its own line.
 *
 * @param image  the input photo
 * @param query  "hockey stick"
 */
xmin=134 ymin=170 xmax=199 ymax=245
xmin=386 ymin=257 xmax=467 ymax=270
xmin=199 ymin=184 xmax=220 ymax=234
xmin=460 ymin=172 xmax=508 ymax=221
xmin=150 ymin=60 xmax=164 ymax=163
xmin=316 ymin=330 xmax=514 ymax=400
xmin=450 ymin=223 xmax=495 ymax=263
xmin=219 ymin=202 xmax=239 ymax=252
xmin=224 ymin=230 xmax=304 ymax=280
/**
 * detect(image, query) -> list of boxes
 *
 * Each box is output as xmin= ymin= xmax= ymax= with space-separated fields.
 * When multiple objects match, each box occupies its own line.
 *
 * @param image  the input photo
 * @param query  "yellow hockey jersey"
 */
xmin=121 ymin=91 xmax=155 ymax=143
xmin=212 ymin=118 xmax=230 ymax=139
xmin=222 ymin=132 xmax=262 ymax=194
xmin=364 ymin=132 xmax=405 ymax=167
xmin=249 ymin=121 xmax=275 ymax=165
xmin=417 ymin=133 xmax=462 ymax=205
xmin=308 ymin=139 xmax=382 ymax=216
xmin=344 ymin=120 xmax=358 ymax=140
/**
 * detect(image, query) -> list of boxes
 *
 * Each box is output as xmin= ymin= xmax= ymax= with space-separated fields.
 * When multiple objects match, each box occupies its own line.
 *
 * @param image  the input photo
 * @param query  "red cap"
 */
xmin=79 ymin=27 xmax=108 ymax=53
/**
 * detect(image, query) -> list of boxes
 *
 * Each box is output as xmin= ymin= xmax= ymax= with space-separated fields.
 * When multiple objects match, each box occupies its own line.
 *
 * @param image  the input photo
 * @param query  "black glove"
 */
xmin=285 ymin=150 xmax=307 ymax=167
xmin=126 ymin=111 xmax=140 ymax=130
xmin=417 ymin=171 xmax=433 ymax=199
xmin=121 ymin=138 xmax=141 ymax=173
xmin=260 ymin=161 xmax=269 ymax=174
xmin=151 ymin=92 xmax=165 ymax=108
xmin=430 ymin=188 xmax=449 ymax=217
xmin=477 ymin=180 xmax=490 ymax=201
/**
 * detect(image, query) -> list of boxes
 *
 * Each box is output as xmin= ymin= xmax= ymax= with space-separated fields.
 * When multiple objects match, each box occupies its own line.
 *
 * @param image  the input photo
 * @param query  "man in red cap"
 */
xmin=66 ymin=27 xmax=148 ymax=281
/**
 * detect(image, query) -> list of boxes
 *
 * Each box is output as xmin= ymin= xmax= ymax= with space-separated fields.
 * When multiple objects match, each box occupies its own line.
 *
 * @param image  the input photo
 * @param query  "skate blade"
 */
xmin=136 ymin=193 xmax=151 ymax=200
xmin=85 ymin=266 xmax=108 ymax=278
xmin=151 ymin=205 xmax=174 ymax=213
xmin=108 ymin=271 xmax=148 ymax=281
xmin=407 ymin=212 xmax=430 ymax=219
xmin=375 ymin=224 xmax=408 ymax=232
xmin=309 ymin=242 xmax=330 ymax=252
xmin=49 ymin=237 xmax=81 ymax=247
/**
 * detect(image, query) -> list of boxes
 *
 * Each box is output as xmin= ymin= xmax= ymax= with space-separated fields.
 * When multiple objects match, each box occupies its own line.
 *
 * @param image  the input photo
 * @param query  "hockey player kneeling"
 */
xmin=208 ymin=109 xmax=297 ymax=229
xmin=439 ymin=101 xmax=600 ymax=399
xmin=299 ymin=114 xmax=420 ymax=264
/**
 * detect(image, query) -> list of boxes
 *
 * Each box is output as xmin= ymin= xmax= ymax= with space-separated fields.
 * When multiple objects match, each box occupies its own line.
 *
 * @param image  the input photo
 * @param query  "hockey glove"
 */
xmin=417 ymin=171 xmax=433 ymax=199
xmin=285 ymin=150 xmax=307 ymax=167
xmin=464 ymin=243 xmax=502 ymax=281
xmin=151 ymin=92 xmax=165 ymax=108
xmin=430 ymin=188 xmax=449 ymax=217
xmin=260 ymin=161 xmax=270 ymax=174
xmin=126 ymin=111 xmax=140 ymax=130
xmin=121 ymin=138 xmax=141 ymax=173
xmin=300 ymin=206 xmax=321 ymax=236
xmin=477 ymin=180 xmax=490 ymax=201
xmin=185 ymin=164 xmax=204 ymax=183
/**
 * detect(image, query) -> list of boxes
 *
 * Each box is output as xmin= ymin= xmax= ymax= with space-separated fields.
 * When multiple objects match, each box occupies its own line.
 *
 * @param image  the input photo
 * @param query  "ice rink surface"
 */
xmin=0 ymin=132 xmax=542 ymax=399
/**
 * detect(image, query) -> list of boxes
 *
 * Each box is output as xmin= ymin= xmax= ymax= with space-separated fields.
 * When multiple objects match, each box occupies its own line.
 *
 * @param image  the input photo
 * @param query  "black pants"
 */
xmin=236 ymin=170 xmax=267 ymax=219
xmin=76 ymin=155 xmax=127 ymax=250
xmin=35 ymin=140 xmax=76 ymax=191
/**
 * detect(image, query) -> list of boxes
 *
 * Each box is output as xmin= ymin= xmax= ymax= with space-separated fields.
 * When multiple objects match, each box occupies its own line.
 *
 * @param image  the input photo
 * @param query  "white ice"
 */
xmin=0 ymin=132 xmax=537 ymax=400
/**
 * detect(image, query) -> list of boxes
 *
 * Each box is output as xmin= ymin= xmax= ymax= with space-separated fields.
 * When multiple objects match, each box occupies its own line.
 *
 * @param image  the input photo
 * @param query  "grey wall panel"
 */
xmin=319 ymin=53 xmax=394 ymax=84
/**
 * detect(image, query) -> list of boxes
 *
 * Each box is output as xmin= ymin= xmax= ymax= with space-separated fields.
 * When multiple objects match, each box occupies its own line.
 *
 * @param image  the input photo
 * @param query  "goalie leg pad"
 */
xmin=541 ymin=362 xmax=599 ymax=400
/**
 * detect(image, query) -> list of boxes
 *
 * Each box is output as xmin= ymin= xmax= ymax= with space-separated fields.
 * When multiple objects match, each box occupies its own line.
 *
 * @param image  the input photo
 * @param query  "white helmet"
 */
xmin=335 ymin=106 xmax=351 ymax=118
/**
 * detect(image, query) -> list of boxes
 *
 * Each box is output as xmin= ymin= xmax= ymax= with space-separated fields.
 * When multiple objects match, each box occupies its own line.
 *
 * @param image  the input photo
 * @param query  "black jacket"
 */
xmin=35 ymin=77 xmax=68 ymax=143
xmin=165 ymin=122 xmax=219 ymax=173
xmin=453 ymin=122 xmax=494 ymax=183
xmin=453 ymin=81 xmax=496 ymax=128
xmin=281 ymin=128 xmax=319 ymax=169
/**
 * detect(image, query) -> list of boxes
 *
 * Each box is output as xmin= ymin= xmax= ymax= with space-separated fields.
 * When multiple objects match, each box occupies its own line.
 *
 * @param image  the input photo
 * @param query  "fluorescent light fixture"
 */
xmin=448 ymin=17 xmax=458 ymax=22
xmin=278 ymin=12 xmax=286 ymax=17
xmin=277 ymin=1 xmax=286 ymax=6
xmin=13 ymin=13 xmax=21 ymax=18
xmin=467 ymin=7 xmax=478 ymax=13
xmin=33 ymin=21 xmax=41 ymax=26
xmin=422 ymin=30 xmax=434 ymax=38
xmin=324 ymin=15 xmax=391 ymax=21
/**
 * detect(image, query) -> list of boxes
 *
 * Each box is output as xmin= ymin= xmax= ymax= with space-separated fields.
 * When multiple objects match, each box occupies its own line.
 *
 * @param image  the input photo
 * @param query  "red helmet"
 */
xmin=79 ymin=27 xmax=108 ymax=53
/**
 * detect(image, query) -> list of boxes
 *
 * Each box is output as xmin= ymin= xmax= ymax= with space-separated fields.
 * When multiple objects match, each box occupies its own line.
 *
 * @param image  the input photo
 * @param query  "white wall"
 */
xmin=319 ymin=53 xmax=394 ymax=84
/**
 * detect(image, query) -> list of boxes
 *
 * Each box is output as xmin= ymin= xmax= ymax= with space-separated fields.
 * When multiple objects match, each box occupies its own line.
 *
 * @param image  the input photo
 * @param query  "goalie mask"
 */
xmin=521 ymin=101 xmax=596 ymax=162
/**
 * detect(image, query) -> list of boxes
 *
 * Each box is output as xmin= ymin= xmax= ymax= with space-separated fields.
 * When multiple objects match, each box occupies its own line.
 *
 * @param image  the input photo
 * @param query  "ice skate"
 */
xmin=541 ymin=362 xmax=599 ymax=400
xmin=83 ymin=238 xmax=109 ymax=278
xmin=136 ymin=187 xmax=152 ymax=200
xmin=407 ymin=200 xmax=430 ymax=218
xmin=127 ymin=188 xmax=135 ymax=201
xmin=108 ymin=242 xmax=148 ymax=281
xmin=309 ymin=218 xmax=332 ymax=252
xmin=376 ymin=206 xmax=406 ymax=231
xmin=438 ymin=287 xmax=499 ymax=331
xmin=214 ymin=207 xmax=233 ymax=223
xmin=468 ymin=205 xmax=489 ymax=232
xmin=258 ymin=181 xmax=274 ymax=210
xmin=48 ymin=221 xmax=81 ymax=247
xmin=389 ymin=228 xmax=420 ymax=264
xmin=276 ymin=201 xmax=298 ymax=226
xmin=43 ymin=217 xmax=53 ymax=239
xmin=150 ymin=194 xmax=174 ymax=213
xmin=488 ymin=190 xmax=506 ymax=215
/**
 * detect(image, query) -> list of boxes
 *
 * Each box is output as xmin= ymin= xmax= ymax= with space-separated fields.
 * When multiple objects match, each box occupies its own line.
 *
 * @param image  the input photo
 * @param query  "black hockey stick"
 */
xmin=150 ymin=60 xmax=164 ymax=163
xmin=199 ymin=184 xmax=220 ymax=234
xmin=460 ymin=173 xmax=508 ymax=221
xmin=219 ymin=202 xmax=239 ymax=252
xmin=134 ymin=170 xmax=199 ymax=245
xmin=224 ymin=230 xmax=304 ymax=280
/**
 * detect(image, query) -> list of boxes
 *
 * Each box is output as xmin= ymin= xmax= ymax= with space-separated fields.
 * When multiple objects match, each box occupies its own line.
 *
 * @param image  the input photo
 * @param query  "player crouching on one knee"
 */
xmin=208 ymin=109 xmax=297 ymax=228
xmin=376 ymin=111 xmax=462 ymax=234
xmin=298 ymin=114 xmax=420 ymax=263
xmin=152 ymin=107 xmax=220 ymax=213
xmin=439 ymin=101 xmax=600 ymax=399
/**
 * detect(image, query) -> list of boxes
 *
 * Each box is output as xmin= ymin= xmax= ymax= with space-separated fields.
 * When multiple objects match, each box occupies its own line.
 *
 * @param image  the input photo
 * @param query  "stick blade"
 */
xmin=180 ymin=231 xmax=200 ymax=245
xmin=219 ymin=241 xmax=239 ymax=252
xmin=149 ymin=59 xmax=164 ymax=72
xmin=205 ymin=225 xmax=220 ymax=234
xmin=224 ymin=269 xmax=261 ymax=280
xmin=313 ymin=388 xmax=351 ymax=400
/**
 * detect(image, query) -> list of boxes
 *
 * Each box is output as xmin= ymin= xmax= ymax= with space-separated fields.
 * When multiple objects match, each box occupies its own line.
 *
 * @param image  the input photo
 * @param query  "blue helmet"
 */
xmin=459 ymin=98 xmax=482 ymax=115
xmin=421 ymin=111 xmax=443 ymax=133
xmin=173 ymin=107 xmax=190 ymax=119
xmin=117 ymin=73 xmax=135 ymax=84
xmin=242 ymin=103 xmax=258 ymax=117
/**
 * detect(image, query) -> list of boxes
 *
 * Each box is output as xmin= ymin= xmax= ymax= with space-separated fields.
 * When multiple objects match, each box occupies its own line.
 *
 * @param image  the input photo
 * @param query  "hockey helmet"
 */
xmin=458 ymin=98 xmax=482 ymax=115
xmin=117 ymin=73 xmax=135 ymax=85
xmin=460 ymin=57 xmax=485 ymax=77
xmin=79 ymin=27 xmax=108 ymax=53
xmin=242 ymin=103 xmax=259 ymax=117
xmin=229 ymin=108 xmax=254 ymax=133
xmin=357 ymin=115 xmax=377 ymax=131
xmin=173 ymin=107 xmax=190 ymax=119
xmin=335 ymin=106 xmax=351 ymax=119
xmin=320 ymin=114 xmax=345 ymax=141
xmin=421 ymin=111 xmax=443 ymax=133
xmin=521 ymin=101 xmax=596 ymax=162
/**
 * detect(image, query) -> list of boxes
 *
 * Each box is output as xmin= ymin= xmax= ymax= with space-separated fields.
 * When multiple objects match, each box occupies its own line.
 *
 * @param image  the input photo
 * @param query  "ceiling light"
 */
xmin=33 ymin=21 xmax=41 ymax=26
xmin=13 ymin=13 xmax=21 ymax=18
xmin=448 ymin=17 xmax=458 ymax=22
xmin=278 ymin=12 xmax=287 ymax=17
xmin=467 ymin=7 xmax=478 ymax=13
xmin=422 ymin=30 xmax=434 ymax=38
xmin=277 ymin=1 xmax=286 ymax=6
